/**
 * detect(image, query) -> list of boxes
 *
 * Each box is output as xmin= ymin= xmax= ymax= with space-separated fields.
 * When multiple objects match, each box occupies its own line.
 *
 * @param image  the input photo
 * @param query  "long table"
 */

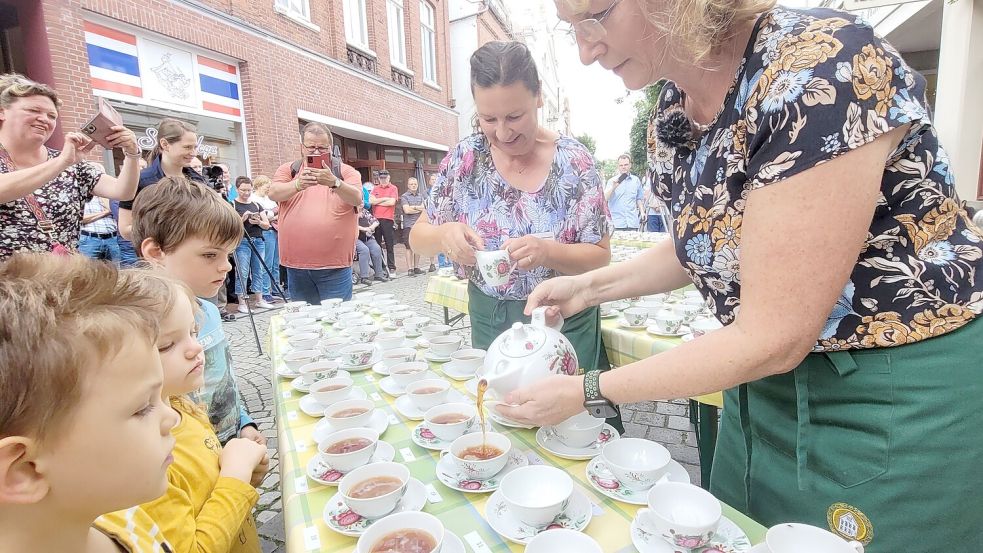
xmin=271 ymin=317 xmax=763 ymax=552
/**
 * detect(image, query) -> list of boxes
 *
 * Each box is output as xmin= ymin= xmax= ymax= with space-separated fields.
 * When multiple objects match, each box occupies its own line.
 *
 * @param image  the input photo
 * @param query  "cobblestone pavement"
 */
xmin=225 ymin=249 xmax=701 ymax=552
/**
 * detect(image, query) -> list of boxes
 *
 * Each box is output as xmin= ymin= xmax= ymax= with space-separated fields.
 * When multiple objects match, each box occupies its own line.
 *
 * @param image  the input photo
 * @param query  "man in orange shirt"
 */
xmin=369 ymin=169 xmax=399 ymax=273
xmin=268 ymin=122 xmax=363 ymax=303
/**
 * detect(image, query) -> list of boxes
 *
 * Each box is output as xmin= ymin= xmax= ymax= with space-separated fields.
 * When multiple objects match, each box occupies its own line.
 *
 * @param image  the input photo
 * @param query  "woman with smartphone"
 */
xmin=232 ymin=176 xmax=274 ymax=313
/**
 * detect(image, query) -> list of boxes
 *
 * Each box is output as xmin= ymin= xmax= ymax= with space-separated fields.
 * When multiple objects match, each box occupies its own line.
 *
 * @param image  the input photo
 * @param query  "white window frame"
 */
xmin=420 ymin=1 xmax=438 ymax=85
xmin=387 ymin=0 xmax=408 ymax=70
xmin=344 ymin=0 xmax=370 ymax=51
xmin=274 ymin=0 xmax=311 ymax=21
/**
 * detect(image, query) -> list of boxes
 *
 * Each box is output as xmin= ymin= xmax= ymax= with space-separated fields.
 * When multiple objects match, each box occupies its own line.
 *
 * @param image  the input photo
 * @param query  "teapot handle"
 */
xmin=531 ymin=306 xmax=564 ymax=331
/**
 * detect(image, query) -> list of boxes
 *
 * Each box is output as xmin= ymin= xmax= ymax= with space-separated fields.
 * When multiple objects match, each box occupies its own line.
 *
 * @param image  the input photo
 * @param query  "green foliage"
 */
xmin=627 ymin=81 xmax=666 ymax=176
xmin=575 ymin=133 xmax=597 ymax=156
xmin=596 ymin=158 xmax=618 ymax=181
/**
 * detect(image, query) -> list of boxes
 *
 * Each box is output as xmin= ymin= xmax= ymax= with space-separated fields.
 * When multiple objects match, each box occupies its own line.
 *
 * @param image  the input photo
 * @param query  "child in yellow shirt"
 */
xmin=0 ymin=254 xmax=179 ymax=553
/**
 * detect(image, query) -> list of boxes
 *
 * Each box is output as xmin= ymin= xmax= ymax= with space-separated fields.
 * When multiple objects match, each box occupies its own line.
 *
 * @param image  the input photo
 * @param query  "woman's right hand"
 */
xmin=524 ymin=274 xmax=592 ymax=318
xmin=440 ymin=222 xmax=484 ymax=266
xmin=219 ymin=438 xmax=269 ymax=484
xmin=57 ymin=132 xmax=95 ymax=167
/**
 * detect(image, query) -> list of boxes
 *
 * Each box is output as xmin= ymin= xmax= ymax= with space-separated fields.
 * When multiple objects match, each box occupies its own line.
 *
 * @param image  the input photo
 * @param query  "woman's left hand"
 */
xmin=105 ymin=125 xmax=140 ymax=155
xmin=495 ymin=374 xmax=585 ymax=426
xmin=503 ymin=235 xmax=552 ymax=271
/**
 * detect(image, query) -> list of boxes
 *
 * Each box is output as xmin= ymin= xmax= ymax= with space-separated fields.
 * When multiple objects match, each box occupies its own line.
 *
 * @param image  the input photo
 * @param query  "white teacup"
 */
xmin=310 ymin=376 xmax=354 ymax=405
xmin=373 ymin=293 xmax=395 ymax=302
xmin=286 ymin=316 xmax=317 ymax=329
xmin=382 ymin=348 xmax=418 ymax=369
xmin=324 ymin=398 xmax=375 ymax=430
xmin=283 ymin=324 xmax=321 ymax=338
xmin=372 ymin=299 xmax=399 ymax=314
xmin=340 ymin=462 xmax=409 ymax=520
xmin=635 ymin=300 xmax=664 ymax=319
xmin=763 ymin=523 xmax=865 ymax=553
xmin=475 ymin=249 xmax=515 ymax=286
xmin=299 ymin=360 xmax=340 ymax=386
xmin=387 ymin=310 xmax=415 ymax=328
xmin=348 ymin=323 xmax=381 ymax=343
xmin=500 ymin=465 xmax=573 ymax=529
xmin=406 ymin=378 xmax=451 ymax=411
xmin=525 ymin=529 xmax=602 ymax=553
xmin=429 ymin=335 xmax=463 ymax=356
xmin=449 ymin=348 xmax=485 ymax=371
xmin=322 ymin=298 xmax=343 ymax=308
xmin=389 ymin=361 xmax=430 ymax=388
xmin=287 ymin=332 xmax=320 ymax=350
xmin=652 ymin=310 xmax=685 ymax=335
xmin=333 ymin=301 xmax=357 ymax=315
xmin=402 ymin=316 xmax=430 ymax=336
xmin=424 ymin=403 xmax=476 ymax=441
xmin=316 ymin=427 xmax=379 ymax=473
xmin=623 ymin=307 xmax=649 ymax=327
xmin=671 ymin=302 xmax=702 ymax=324
xmin=283 ymin=349 xmax=321 ymax=372
xmin=421 ymin=324 xmax=451 ymax=340
xmin=282 ymin=301 xmax=308 ymax=313
xmin=317 ymin=336 xmax=351 ymax=358
xmin=375 ymin=330 xmax=406 ymax=350
xmin=339 ymin=344 xmax=376 ymax=367
xmin=552 ymin=410 xmax=604 ymax=448
xmin=354 ymin=291 xmax=376 ymax=301
xmin=355 ymin=511 xmax=444 ymax=553
xmin=637 ymin=481 xmax=721 ymax=551
xmin=336 ymin=311 xmax=366 ymax=326
xmin=602 ymin=438 xmax=671 ymax=490
xmin=690 ymin=318 xmax=723 ymax=337
xmin=443 ymin=431 xmax=511 ymax=480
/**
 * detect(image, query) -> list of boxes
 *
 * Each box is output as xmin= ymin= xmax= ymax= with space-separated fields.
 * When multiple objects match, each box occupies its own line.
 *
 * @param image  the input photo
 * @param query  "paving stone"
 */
xmin=666 ymin=443 xmax=701 ymax=465
xmin=667 ymin=415 xmax=694 ymax=431
xmin=256 ymin=509 xmax=279 ymax=525
xmin=257 ymin=512 xmax=285 ymax=541
xmin=632 ymin=410 xmax=668 ymax=428
xmin=260 ymin=537 xmax=280 ymax=553
xmin=645 ymin=426 xmax=688 ymax=446
xmin=258 ymin=491 xmax=281 ymax=507
xmin=656 ymin=402 xmax=689 ymax=417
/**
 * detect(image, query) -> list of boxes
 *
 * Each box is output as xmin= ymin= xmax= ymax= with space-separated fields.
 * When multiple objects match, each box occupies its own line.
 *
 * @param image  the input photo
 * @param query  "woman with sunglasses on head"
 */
xmin=498 ymin=2 xmax=983 ymax=551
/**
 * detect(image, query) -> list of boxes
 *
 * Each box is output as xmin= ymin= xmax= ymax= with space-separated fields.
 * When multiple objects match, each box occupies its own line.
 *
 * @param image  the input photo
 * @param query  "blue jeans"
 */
xmin=355 ymin=238 xmax=386 ymax=279
xmin=286 ymin=267 xmax=353 ymax=304
xmin=646 ymin=213 xmax=666 ymax=233
xmin=261 ymin=229 xmax=280 ymax=295
xmin=78 ymin=234 xmax=121 ymax=265
xmin=234 ymin=236 xmax=266 ymax=296
xmin=118 ymin=238 xmax=138 ymax=267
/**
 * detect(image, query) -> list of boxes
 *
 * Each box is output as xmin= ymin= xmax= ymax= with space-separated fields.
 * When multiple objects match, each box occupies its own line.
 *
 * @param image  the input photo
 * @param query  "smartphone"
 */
xmin=306 ymin=153 xmax=329 ymax=169
xmin=80 ymin=97 xmax=123 ymax=149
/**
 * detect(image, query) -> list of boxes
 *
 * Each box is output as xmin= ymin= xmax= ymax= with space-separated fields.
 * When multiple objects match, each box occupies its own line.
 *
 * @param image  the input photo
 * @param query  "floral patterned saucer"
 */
xmin=435 ymin=448 xmax=528 ymax=493
xmin=298 ymin=388 xmax=367 ymax=418
xmin=484 ymin=488 xmax=592 ymax=545
xmin=411 ymin=421 xmax=491 ymax=451
xmin=305 ymin=441 xmax=395 ymax=486
xmin=585 ymin=456 xmax=690 ymax=505
xmin=630 ymin=513 xmax=752 ymax=553
xmin=535 ymin=424 xmax=620 ymax=461
xmin=322 ymin=478 xmax=426 ymax=536
xmin=312 ymin=410 xmax=390 ymax=444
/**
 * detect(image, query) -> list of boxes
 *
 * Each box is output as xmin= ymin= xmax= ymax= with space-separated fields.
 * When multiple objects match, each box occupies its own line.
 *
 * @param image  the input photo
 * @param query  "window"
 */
xmin=387 ymin=0 xmax=407 ymax=68
xmin=420 ymin=2 xmax=437 ymax=83
xmin=274 ymin=0 xmax=310 ymax=21
xmin=344 ymin=0 xmax=369 ymax=48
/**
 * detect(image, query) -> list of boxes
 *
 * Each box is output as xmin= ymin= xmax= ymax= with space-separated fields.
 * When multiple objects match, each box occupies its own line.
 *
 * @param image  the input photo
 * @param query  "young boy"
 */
xmin=0 ymin=254 xmax=179 ymax=553
xmin=130 ymin=176 xmax=265 ymax=447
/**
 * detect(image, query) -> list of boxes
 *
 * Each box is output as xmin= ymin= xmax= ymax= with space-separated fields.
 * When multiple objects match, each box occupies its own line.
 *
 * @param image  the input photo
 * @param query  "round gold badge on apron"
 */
xmin=827 ymin=502 xmax=873 ymax=546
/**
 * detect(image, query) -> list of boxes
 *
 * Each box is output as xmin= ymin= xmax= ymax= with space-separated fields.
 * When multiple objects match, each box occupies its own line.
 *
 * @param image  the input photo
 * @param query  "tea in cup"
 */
xmin=406 ymin=378 xmax=451 ymax=411
xmin=310 ymin=376 xmax=354 ymax=405
xmin=689 ymin=318 xmax=723 ymax=337
xmin=424 ymin=403 xmax=476 ymax=441
xmin=623 ymin=307 xmax=649 ymax=327
xmin=325 ymin=398 xmax=375 ymax=430
xmin=429 ymin=335 xmax=463 ymax=356
xmin=525 ymin=529 xmax=602 ymax=553
xmin=348 ymin=323 xmax=381 ymax=343
xmin=283 ymin=349 xmax=321 ymax=372
xmin=317 ymin=427 xmax=379 ymax=473
xmin=763 ymin=523 xmax=865 ymax=553
xmin=552 ymin=410 xmax=604 ymax=448
xmin=299 ymin=360 xmax=339 ymax=386
xmin=636 ymin=481 xmax=721 ymax=550
xmin=601 ymin=438 xmax=671 ymax=490
xmin=402 ymin=316 xmax=430 ymax=336
xmin=443 ymin=431 xmax=511 ymax=480
xmin=339 ymin=344 xmax=376 ymax=367
xmin=449 ymin=348 xmax=485 ymax=372
xmin=652 ymin=310 xmax=685 ymax=335
xmin=340 ymin=462 xmax=409 ymax=519
xmin=389 ymin=361 xmax=429 ymax=388
xmin=500 ymin=465 xmax=573 ymax=529
xmin=355 ymin=511 xmax=444 ymax=553
xmin=375 ymin=329 xmax=406 ymax=350
xmin=421 ymin=324 xmax=451 ymax=340
xmin=382 ymin=348 xmax=418 ymax=369
xmin=475 ymin=249 xmax=514 ymax=287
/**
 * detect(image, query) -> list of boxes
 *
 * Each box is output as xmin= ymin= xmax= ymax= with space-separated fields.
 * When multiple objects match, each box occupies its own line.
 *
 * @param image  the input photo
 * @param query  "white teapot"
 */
xmin=477 ymin=306 xmax=579 ymax=398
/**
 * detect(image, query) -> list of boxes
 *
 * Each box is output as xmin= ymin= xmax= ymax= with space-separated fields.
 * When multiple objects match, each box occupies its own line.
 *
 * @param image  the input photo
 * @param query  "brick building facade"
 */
xmin=3 ymin=0 xmax=459 ymax=186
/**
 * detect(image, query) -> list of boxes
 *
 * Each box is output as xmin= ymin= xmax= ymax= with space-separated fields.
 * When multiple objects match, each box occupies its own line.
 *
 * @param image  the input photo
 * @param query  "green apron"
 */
xmin=710 ymin=316 xmax=983 ymax=552
xmin=467 ymin=282 xmax=624 ymax=432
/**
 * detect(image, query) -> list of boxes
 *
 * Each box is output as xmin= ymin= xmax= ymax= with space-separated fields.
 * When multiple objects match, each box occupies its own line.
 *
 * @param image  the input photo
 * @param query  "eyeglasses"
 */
xmin=304 ymin=145 xmax=329 ymax=153
xmin=556 ymin=0 xmax=622 ymax=43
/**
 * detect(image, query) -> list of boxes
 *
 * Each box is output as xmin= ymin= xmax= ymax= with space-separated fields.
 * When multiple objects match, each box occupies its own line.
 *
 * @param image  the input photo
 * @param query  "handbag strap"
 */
xmin=0 ymin=143 xmax=59 ymax=236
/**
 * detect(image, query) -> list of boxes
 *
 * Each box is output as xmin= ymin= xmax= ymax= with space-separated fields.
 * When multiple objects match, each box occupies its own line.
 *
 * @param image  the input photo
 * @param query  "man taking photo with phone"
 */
xmin=604 ymin=153 xmax=645 ymax=232
xmin=269 ymin=122 xmax=362 ymax=303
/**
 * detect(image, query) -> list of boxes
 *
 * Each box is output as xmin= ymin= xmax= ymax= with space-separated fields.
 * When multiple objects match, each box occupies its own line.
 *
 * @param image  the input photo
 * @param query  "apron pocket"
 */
xmin=807 ymin=351 xmax=893 ymax=488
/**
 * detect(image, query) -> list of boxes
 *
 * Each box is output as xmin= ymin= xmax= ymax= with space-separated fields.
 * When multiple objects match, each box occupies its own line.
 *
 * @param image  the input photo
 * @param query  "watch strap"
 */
xmin=584 ymin=369 xmax=603 ymax=402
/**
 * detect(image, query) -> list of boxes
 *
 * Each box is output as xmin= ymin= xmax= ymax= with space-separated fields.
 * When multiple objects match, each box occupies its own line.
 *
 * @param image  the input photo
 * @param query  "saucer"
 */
xmin=585 ymin=456 xmax=690 ymax=505
xmin=646 ymin=325 xmax=689 ymax=338
xmin=617 ymin=317 xmax=650 ymax=329
xmin=423 ymin=349 xmax=456 ymax=363
xmin=536 ymin=424 xmax=621 ymax=460
xmin=435 ymin=448 xmax=528 ymax=493
xmin=371 ymin=361 xmax=390 ymax=376
xmin=411 ymin=421 xmax=491 ymax=451
xmin=322 ymin=478 xmax=427 ymax=537
xmin=376 ymin=339 xmax=418 ymax=351
xmin=298 ymin=388 xmax=368 ymax=417
xmin=441 ymin=361 xmax=478 ymax=381
xmin=630 ymin=514 xmax=752 ymax=553
xmin=312 ymin=410 xmax=390 ymax=443
xmin=485 ymin=488 xmax=592 ymax=545
xmin=464 ymin=377 xmax=499 ymax=399
xmin=339 ymin=354 xmax=381 ymax=372
xmin=378 ymin=371 xmax=439 ymax=396
xmin=484 ymin=401 xmax=535 ymax=429
xmin=305 ymin=441 xmax=396 ymax=486
xmin=394 ymin=390 xmax=469 ymax=420
xmin=291 ymin=370 xmax=351 ymax=393
xmin=415 ymin=336 xmax=430 ymax=349
xmin=276 ymin=366 xmax=301 ymax=379
xmin=600 ymin=309 xmax=620 ymax=319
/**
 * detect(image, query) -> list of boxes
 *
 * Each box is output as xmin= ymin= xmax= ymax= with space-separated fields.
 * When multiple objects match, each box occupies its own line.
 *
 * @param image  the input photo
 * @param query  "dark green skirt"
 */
xmin=467 ymin=282 xmax=623 ymax=432
xmin=710 ymin=316 xmax=983 ymax=552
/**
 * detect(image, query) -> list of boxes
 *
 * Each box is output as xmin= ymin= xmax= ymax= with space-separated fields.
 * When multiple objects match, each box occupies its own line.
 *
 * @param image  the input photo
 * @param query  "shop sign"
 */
xmin=136 ymin=127 xmax=219 ymax=158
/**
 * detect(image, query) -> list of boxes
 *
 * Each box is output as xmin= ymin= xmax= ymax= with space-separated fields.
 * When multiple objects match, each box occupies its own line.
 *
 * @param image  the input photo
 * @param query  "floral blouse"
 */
xmin=427 ymin=133 xmax=611 ymax=300
xmin=0 ymin=147 xmax=103 ymax=260
xmin=649 ymin=7 xmax=983 ymax=352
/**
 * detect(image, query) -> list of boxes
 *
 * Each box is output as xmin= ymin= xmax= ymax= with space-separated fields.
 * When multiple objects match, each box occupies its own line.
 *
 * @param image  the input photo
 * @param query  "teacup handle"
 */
xmin=635 ymin=508 xmax=655 ymax=532
xmin=848 ymin=542 xmax=864 ymax=553
xmin=531 ymin=306 xmax=564 ymax=331
xmin=438 ymin=448 xmax=452 ymax=459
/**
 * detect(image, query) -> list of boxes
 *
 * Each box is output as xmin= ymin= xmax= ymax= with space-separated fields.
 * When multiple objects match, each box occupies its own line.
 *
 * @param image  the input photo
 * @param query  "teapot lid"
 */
xmin=498 ymin=321 xmax=546 ymax=358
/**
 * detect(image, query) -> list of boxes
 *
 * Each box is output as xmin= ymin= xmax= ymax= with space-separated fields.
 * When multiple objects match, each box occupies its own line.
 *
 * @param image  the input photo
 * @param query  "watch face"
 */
xmin=585 ymin=401 xmax=619 ymax=419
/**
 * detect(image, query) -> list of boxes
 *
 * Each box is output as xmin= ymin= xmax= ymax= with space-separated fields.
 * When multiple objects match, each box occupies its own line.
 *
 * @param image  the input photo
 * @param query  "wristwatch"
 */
xmin=330 ymin=176 xmax=342 ymax=189
xmin=583 ymin=370 xmax=619 ymax=419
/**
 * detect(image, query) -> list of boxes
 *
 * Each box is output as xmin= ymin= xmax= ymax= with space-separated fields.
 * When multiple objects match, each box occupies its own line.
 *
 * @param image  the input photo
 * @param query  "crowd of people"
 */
xmin=2 ymin=0 xmax=983 ymax=551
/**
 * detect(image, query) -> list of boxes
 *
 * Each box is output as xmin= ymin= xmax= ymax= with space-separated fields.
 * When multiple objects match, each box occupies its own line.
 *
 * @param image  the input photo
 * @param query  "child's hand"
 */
xmin=219 ymin=438 xmax=268 ymax=484
xmin=239 ymin=425 xmax=267 ymax=445
xmin=250 ymin=453 xmax=270 ymax=487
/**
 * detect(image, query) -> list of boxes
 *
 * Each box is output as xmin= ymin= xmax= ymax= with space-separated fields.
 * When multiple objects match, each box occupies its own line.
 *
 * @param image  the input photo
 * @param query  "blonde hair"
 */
xmin=639 ymin=0 xmax=776 ymax=63
xmin=253 ymin=175 xmax=272 ymax=195
xmin=0 ymin=255 xmax=169 ymax=443
xmin=0 ymin=73 xmax=62 ymax=110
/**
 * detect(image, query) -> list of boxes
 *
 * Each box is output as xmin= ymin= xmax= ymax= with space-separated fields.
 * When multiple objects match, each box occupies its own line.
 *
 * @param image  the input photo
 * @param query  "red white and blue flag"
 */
xmin=197 ymin=55 xmax=242 ymax=118
xmin=84 ymin=21 xmax=143 ymax=97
